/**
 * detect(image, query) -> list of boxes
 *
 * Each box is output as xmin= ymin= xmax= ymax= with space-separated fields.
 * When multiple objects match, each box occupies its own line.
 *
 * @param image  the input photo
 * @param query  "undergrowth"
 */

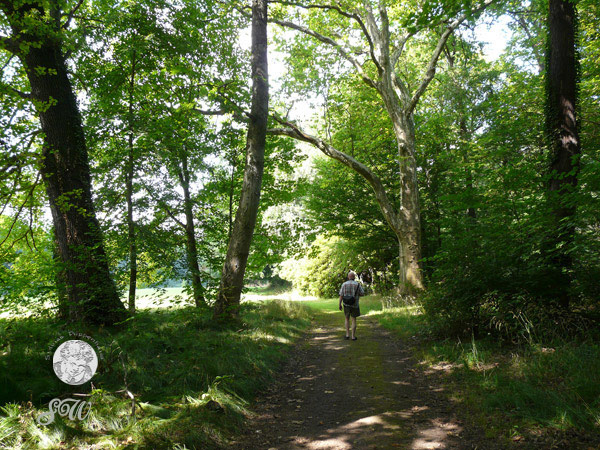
xmin=376 ymin=300 xmax=600 ymax=446
xmin=0 ymin=300 xmax=311 ymax=449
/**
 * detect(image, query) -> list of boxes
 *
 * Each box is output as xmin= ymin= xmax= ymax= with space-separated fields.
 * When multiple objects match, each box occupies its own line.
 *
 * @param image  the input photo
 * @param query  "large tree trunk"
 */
xmin=380 ymin=78 xmax=423 ymax=293
xmin=178 ymin=153 xmax=205 ymax=307
xmin=545 ymin=0 xmax=581 ymax=308
xmin=126 ymin=50 xmax=138 ymax=314
xmin=214 ymin=0 xmax=269 ymax=319
xmin=20 ymin=41 xmax=126 ymax=324
xmin=393 ymin=114 xmax=423 ymax=293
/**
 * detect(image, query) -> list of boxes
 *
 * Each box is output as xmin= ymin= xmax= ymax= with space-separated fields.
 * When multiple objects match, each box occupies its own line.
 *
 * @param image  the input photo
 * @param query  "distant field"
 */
xmin=132 ymin=287 xmax=318 ymax=309
xmin=130 ymin=287 xmax=190 ymax=309
xmin=0 ymin=287 xmax=319 ymax=318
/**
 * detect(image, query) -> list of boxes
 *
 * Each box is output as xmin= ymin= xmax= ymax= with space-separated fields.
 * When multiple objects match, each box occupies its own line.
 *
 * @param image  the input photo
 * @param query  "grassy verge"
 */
xmin=373 ymin=300 xmax=600 ymax=446
xmin=0 ymin=300 xmax=311 ymax=449
xmin=296 ymin=295 xmax=388 ymax=315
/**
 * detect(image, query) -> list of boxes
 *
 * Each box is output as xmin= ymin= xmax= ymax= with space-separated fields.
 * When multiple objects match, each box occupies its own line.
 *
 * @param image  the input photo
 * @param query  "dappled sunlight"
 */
xmin=235 ymin=314 xmax=470 ymax=450
xmin=422 ymin=362 xmax=463 ymax=375
xmin=411 ymin=418 xmax=462 ymax=449
xmin=242 ymin=291 xmax=319 ymax=303
xmin=366 ymin=305 xmax=423 ymax=317
xmin=250 ymin=330 xmax=293 ymax=344
xmin=260 ymin=409 xmax=463 ymax=450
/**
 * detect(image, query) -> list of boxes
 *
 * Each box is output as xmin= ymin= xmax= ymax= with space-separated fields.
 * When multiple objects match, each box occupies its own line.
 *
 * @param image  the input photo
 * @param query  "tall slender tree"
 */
xmin=545 ymin=0 xmax=581 ymax=308
xmin=0 ymin=0 xmax=126 ymax=324
xmin=126 ymin=49 xmax=138 ymax=313
xmin=214 ymin=0 xmax=269 ymax=318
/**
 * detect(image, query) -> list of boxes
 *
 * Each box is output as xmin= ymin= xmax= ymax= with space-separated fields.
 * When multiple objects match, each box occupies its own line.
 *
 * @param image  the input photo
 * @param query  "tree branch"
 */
xmin=140 ymin=180 xmax=186 ymax=229
xmin=268 ymin=16 xmax=378 ymax=90
xmin=192 ymin=108 xmax=226 ymax=115
xmin=405 ymin=0 xmax=496 ymax=115
xmin=0 ymin=173 xmax=41 ymax=250
xmin=272 ymin=1 xmax=384 ymax=76
xmin=7 ymin=85 xmax=32 ymax=100
xmin=1 ymin=54 xmax=15 ymax=72
xmin=390 ymin=32 xmax=415 ymax=68
xmin=268 ymin=116 xmax=402 ymax=235
xmin=354 ymin=0 xmax=386 ymax=74
xmin=62 ymin=0 xmax=85 ymax=29
xmin=510 ymin=11 xmax=544 ymax=74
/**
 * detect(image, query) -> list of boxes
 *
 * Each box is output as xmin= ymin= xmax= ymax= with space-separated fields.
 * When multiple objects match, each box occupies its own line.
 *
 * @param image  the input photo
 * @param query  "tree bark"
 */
xmin=5 ymin=9 xmax=127 ymax=324
xmin=126 ymin=50 xmax=138 ymax=314
xmin=214 ymin=0 xmax=269 ymax=318
xmin=392 ymin=114 xmax=423 ymax=293
xmin=545 ymin=0 xmax=581 ymax=308
xmin=228 ymin=161 xmax=235 ymax=240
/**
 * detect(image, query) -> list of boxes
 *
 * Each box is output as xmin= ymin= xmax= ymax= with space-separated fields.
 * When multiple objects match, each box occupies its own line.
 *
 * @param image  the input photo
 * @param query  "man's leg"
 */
xmin=345 ymin=314 xmax=350 ymax=338
xmin=351 ymin=316 xmax=357 ymax=339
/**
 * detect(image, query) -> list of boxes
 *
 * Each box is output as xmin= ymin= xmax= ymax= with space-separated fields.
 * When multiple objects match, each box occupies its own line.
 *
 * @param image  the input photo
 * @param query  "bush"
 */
xmin=423 ymin=214 xmax=600 ymax=341
xmin=279 ymin=236 xmax=366 ymax=297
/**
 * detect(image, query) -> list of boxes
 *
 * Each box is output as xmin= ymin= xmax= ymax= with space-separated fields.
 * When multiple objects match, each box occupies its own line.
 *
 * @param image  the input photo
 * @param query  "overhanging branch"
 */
xmin=270 ymin=1 xmax=384 ymax=75
xmin=192 ymin=108 xmax=226 ymax=115
xmin=390 ymin=32 xmax=415 ymax=68
xmin=140 ymin=179 xmax=186 ymax=229
xmin=359 ymin=0 xmax=384 ymax=54
xmin=269 ymin=16 xmax=378 ymax=90
xmin=6 ymin=85 xmax=32 ymax=100
xmin=268 ymin=116 xmax=402 ymax=235
xmin=62 ymin=0 xmax=84 ymax=29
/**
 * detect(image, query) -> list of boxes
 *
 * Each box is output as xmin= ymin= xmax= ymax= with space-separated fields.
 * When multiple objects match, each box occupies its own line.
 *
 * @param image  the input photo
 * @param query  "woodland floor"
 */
xmin=231 ymin=309 xmax=505 ymax=450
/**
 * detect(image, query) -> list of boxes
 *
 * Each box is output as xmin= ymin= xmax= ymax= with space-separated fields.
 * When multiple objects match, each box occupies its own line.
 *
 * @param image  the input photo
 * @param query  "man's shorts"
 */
xmin=343 ymin=305 xmax=361 ymax=318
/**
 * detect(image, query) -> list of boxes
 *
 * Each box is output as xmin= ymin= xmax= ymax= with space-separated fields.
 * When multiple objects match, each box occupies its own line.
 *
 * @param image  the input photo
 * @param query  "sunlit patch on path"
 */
xmin=232 ymin=311 xmax=495 ymax=450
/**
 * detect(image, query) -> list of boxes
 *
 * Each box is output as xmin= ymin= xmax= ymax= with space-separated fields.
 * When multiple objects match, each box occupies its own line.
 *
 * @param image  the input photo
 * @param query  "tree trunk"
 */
xmin=228 ymin=160 xmax=235 ymax=239
xmin=126 ymin=50 xmax=138 ymax=314
xmin=545 ymin=0 xmax=581 ymax=308
xmin=393 ymin=114 xmax=423 ymax=293
xmin=380 ymin=84 xmax=423 ymax=293
xmin=178 ymin=153 xmax=205 ymax=307
xmin=214 ymin=0 xmax=269 ymax=319
xmin=20 ymin=41 xmax=126 ymax=324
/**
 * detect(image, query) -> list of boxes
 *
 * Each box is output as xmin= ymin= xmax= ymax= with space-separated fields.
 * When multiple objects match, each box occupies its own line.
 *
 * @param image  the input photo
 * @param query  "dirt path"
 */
xmin=232 ymin=310 xmax=500 ymax=450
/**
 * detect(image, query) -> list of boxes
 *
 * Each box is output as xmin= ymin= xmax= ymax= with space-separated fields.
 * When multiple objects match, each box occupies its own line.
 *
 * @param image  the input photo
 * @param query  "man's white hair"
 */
xmin=348 ymin=271 xmax=356 ymax=279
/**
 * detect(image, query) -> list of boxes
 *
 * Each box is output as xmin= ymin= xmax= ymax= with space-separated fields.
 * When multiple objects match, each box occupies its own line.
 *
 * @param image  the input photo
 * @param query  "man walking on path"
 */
xmin=339 ymin=272 xmax=364 ymax=340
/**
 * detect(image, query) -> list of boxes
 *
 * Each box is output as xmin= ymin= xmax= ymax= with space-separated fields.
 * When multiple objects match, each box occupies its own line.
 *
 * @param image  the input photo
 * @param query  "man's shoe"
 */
xmin=344 ymin=336 xmax=350 ymax=340
xmin=351 ymin=337 xmax=357 ymax=341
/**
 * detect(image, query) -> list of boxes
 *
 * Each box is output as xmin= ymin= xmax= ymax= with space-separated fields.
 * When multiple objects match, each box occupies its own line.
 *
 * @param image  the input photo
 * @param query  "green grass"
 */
xmin=376 ymin=302 xmax=600 ymax=444
xmin=243 ymin=283 xmax=290 ymax=296
xmin=4 ymin=292 xmax=598 ymax=447
xmin=296 ymin=294 xmax=389 ymax=315
xmin=0 ymin=300 xmax=311 ymax=449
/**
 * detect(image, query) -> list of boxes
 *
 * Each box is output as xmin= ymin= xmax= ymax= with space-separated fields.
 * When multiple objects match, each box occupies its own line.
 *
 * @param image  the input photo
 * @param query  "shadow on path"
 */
xmin=232 ymin=310 xmax=498 ymax=450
